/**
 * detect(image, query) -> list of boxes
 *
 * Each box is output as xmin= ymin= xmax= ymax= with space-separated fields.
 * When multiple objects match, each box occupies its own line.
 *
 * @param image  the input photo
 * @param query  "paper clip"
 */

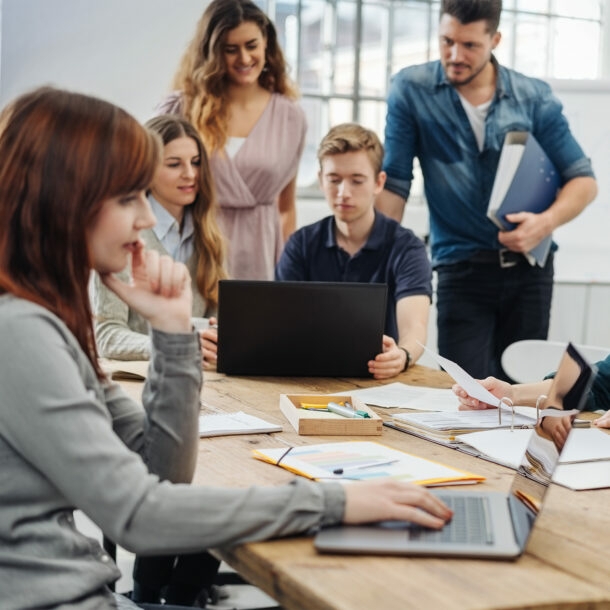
xmin=498 ymin=396 xmax=514 ymax=430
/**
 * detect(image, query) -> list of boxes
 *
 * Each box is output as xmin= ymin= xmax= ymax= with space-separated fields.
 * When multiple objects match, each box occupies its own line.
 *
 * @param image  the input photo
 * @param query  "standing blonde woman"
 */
xmin=157 ymin=0 xmax=306 ymax=280
xmin=94 ymin=115 xmax=226 ymax=368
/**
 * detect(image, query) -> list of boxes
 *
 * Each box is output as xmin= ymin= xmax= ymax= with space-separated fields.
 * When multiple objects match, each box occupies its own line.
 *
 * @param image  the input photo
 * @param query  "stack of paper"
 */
xmin=391 ymin=409 xmax=537 ymax=445
xmin=253 ymin=441 xmax=485 ymax=486
xmin=455 ymin=428 xmax=610 ymax=490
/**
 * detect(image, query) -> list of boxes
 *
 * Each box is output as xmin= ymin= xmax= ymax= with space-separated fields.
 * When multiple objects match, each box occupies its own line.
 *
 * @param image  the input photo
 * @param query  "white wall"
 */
xmin=0 ymin=0 xmax=205 ymax=121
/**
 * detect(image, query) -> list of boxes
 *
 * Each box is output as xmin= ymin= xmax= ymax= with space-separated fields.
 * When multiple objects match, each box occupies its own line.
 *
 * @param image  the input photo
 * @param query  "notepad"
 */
xmin=253 ymin=441 xmax=485 ymax=486
xmin=199 ymin=412 xmax=282 ymax=437
xmin=100 ymin=359 xmax=148 ymax=381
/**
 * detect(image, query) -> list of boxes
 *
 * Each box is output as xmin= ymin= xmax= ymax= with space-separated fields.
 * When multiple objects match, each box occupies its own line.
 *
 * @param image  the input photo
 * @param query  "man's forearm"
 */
xmin=543 ymin=176 xmax=597 ymax=231
xmin=376 ymin=189 xmax=407 ymax=223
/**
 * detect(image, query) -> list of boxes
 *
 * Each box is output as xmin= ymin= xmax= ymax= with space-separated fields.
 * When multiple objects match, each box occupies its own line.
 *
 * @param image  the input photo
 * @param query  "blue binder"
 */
xmin=487 ymin=132 xmax=560 ymax=267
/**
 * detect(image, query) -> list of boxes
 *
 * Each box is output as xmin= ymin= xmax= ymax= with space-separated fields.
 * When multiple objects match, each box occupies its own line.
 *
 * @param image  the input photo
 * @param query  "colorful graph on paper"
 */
xmin=253 ymin=441 xmax=484 ymax=486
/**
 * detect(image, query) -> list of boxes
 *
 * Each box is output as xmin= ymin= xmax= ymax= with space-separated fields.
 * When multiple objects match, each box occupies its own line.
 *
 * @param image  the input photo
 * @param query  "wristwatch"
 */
xmin=399 ymin=347 xmax=411 ymax=371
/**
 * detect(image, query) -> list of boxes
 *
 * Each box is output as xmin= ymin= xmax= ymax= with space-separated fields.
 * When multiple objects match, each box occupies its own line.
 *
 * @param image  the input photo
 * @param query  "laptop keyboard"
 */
xmin=409 ymin=495 xmax=494 ymax=545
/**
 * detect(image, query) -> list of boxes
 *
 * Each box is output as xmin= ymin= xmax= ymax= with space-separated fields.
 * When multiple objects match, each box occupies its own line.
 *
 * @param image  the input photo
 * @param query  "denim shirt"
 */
xmin=382 ymin=58 xmax=595 ymax=266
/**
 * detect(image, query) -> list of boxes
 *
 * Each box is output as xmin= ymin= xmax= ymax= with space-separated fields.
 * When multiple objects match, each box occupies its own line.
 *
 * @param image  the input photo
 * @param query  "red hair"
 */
xmin=0 ymin=87 xmax=160 ymax=377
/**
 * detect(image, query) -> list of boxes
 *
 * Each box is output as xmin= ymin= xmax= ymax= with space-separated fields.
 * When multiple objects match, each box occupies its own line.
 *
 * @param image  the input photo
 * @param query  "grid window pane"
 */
xmin=298 ymin=0 xmax=326 ymax=94
xmin=360 ymin=3 xmax=389 ymax=96
xmin=512 ymin=14 xmax=550 ymax=77
xmin=291 ymin=0 xmax=603 ymax=197
xmin=359 ymin=100 xmax=388 ymax=136
xmin=516 ymin=0 xmax=549 ymax=12
xmin=298 ymin=97 xmax=326 ymax=189
xmin=391 ymin=2 xmax=435 ymax=75
xmin=550 ymin=18 xmax=601 ymax=78
xmin=553 ymin=0 xmax=602 ymax=19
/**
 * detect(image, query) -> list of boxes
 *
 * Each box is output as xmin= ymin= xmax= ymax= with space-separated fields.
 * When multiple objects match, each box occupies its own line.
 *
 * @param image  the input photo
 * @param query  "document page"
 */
xmin=199 ymin=411 xmax=282 ymax=437
xmin=333 ymin=382 xmax=459 ymax=411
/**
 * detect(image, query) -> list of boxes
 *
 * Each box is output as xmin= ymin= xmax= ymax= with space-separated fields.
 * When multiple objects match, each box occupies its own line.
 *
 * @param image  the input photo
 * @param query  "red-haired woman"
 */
xmin=0 ymin=87 xmax=451 ymax=609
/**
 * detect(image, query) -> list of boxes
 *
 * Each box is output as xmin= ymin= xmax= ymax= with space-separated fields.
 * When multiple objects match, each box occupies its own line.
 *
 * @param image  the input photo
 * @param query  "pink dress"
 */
xmin=156 ymin=92 xmax=307 ymax=280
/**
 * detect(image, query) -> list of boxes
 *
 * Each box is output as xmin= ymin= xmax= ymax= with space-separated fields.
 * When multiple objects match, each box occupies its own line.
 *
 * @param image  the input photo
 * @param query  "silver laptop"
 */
xmin=216 ymin=280 xmax=387 ymax=377
xmin=315 ymin=343 xmax=597 ymax=559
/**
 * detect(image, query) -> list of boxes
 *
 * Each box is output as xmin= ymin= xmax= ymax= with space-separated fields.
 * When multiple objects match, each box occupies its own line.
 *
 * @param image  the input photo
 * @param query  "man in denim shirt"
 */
xmin=377 ymin=0 xmax=597 ymax=380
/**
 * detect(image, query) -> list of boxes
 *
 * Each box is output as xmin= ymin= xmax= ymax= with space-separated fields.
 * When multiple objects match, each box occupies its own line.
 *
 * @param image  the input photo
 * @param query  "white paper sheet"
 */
xmin=419 ymin=344 xmax=504 ymax=407
xmin=332 ymin=382 xmax=459 ymax=411
xmin=199 ymin=411 xmax=282 ymax=437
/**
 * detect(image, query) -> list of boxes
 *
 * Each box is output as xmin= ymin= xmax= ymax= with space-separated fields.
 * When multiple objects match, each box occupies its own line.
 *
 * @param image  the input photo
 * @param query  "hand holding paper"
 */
xmin=419 ymin=343 xmax=508 ymax=409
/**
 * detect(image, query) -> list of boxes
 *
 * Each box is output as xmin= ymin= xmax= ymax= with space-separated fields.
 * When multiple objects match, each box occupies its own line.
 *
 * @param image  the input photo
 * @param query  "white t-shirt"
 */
xmin=458 ymin=93 xmax=492 ymax=152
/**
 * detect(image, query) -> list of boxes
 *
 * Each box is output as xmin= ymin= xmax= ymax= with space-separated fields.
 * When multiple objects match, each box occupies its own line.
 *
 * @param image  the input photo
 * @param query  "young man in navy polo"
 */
xmin=275 ymin=123 xmax=432 ymax=379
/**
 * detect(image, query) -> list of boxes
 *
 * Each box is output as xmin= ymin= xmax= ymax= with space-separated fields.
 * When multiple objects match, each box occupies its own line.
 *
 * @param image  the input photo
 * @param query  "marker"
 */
xmin=327 ymin=401 xmax=370 ymax=419
xmin=299 ymin=403 xmax=331 ymax=410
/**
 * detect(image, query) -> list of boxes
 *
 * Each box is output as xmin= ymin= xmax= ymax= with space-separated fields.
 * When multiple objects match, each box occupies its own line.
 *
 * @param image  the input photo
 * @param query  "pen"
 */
xmin=333 ymin=459 xmax=400 ymax=475
xmin=327 ymin=401 xmax=370 ymax=419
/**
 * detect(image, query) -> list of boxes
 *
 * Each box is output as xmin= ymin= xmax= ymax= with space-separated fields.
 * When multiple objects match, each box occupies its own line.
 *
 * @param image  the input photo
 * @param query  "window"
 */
xmin=259 ymin=0 xmax=605 ymax=194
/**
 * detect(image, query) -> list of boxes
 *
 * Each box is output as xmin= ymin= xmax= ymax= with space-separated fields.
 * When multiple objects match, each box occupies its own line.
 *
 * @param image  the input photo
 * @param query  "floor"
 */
xmin=74 ymin=511 xmax=280 ymax=609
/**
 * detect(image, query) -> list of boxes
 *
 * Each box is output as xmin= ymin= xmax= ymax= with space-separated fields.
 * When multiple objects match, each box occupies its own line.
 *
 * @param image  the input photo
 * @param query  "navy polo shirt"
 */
xmin=275 ymin=210 xmax=432 ymax=340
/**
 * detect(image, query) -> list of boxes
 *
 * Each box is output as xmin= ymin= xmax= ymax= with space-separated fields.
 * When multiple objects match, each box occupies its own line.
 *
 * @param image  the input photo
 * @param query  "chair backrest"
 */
xmin=501 ymin=339 xmax=610 ymax=383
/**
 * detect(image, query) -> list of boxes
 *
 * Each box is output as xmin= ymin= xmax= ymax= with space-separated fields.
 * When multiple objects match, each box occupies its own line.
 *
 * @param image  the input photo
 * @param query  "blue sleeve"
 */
xmin=587 ymin=354 xmax=610 ymax=411
xmin=275 ymin=231 xmax=309 ymax=281
xmin=382 ymin=71 xmax=418 ymax=200
xmin=533 ymin=84 xmax=595 ymax=182
xmin=393 ymin=234 xmax=433 ymax=301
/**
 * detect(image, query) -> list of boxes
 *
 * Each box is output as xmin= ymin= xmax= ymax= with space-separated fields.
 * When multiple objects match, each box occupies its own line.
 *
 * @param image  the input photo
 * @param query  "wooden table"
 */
xmin=121 ymin=364 xmax=610 ymax=610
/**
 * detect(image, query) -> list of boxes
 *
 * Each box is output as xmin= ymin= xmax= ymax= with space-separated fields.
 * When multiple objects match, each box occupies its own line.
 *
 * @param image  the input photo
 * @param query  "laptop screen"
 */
xmin=217 ymin=280 xmax=387 ymax=377
xmin=507 ymin=343 xmax=597 ymax=548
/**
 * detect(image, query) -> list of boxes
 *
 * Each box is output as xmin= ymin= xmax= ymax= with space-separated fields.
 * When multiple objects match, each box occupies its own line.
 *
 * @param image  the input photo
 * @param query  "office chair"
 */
xmin=501 ymin=339 xmax=610 ymax=383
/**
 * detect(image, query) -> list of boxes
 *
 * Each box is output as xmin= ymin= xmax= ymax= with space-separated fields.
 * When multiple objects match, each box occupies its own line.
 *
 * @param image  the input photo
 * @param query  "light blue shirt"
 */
xmin=149 ymin=195 xmax=194 ymax=263
xmin=382 ymin=58 xmax=595 ymax=266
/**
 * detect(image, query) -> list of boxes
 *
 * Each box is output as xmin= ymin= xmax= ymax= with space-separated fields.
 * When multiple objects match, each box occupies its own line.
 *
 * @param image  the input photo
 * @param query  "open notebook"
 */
xmin=315 ymin=343 xmax=597 ymax=559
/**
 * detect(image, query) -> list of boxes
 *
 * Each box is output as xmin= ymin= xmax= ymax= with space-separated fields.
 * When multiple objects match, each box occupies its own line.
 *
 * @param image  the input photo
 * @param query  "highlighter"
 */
xmin=327 ymin=401 xmax=370 ymax=419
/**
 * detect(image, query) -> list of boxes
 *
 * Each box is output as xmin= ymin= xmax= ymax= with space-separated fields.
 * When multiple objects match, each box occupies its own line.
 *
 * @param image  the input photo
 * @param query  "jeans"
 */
xmin=436 ymin=253 xmax=554 ymax=381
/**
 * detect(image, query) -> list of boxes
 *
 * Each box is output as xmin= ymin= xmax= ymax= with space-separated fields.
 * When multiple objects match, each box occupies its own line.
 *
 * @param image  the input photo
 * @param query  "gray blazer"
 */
xmin=0 ymin=295 xmax=344 ymax=609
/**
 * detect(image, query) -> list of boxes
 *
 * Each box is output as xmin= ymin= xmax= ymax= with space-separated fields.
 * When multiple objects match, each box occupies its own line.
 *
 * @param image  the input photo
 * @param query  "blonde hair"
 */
xmin=145 ymin=115 xmax=227 ymax=307
xmin=172 ymin=0 xmax=298 ymax=152
xmin=317 ymin=123 xmax=384 ymax=175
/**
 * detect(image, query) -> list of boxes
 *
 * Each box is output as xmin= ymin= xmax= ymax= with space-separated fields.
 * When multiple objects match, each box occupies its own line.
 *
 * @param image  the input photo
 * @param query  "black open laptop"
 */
xmin=216 ymin=280 xmax=387 ymax=377
xmin=314 ymin=343 xmax=597 ymax=559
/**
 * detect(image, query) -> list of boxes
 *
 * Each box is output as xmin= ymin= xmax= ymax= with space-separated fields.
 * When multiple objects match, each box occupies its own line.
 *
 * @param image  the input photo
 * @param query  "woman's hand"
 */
xmin=200 ymin=316 xmax=218 ymax=369
xmin=452 ymin=377 xmax=513 ymax=410
xmin=368 ymin=335 xmax=405 ymax=380
xmin=343 ymin=479 xmax=453 ymax=529
xmin=540 ymin=414 xmax=573 ymax=450
xmin=593 ymin=410 xmax=610 ymax=429
xmin=101 ymin=243 xmax=192 ymax=334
